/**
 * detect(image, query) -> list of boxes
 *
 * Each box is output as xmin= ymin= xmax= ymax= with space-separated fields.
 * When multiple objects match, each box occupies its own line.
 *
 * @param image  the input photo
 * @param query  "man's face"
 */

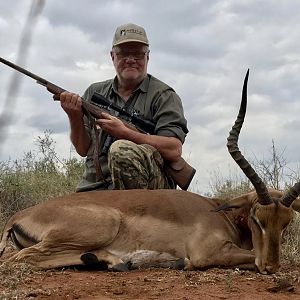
xmin=111 ymin=42 xmax=149 ymax=86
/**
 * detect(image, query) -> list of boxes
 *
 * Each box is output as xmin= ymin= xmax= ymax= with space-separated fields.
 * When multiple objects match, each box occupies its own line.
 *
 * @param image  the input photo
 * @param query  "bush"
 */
xmin=209 ymin=168 xmax=252 ymax=200
xmin=0 ymin=131 xmax=84 ymax=230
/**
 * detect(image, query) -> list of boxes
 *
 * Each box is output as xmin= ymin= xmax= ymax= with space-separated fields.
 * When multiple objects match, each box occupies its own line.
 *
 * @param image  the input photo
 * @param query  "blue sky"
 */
xmin=0 ymin=0 xmax=300 ymax=193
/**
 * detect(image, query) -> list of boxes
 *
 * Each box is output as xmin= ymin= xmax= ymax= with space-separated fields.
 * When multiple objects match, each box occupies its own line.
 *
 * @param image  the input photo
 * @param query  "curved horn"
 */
xmin=281 ymin=182 xmax=300 ymax=207
xmin=227 ymin=69 xmax=272 ymax=205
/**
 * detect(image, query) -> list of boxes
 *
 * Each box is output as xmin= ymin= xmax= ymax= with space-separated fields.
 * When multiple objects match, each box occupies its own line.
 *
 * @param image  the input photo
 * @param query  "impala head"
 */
xmin=226 ymin=70 xmax=300 ymax=274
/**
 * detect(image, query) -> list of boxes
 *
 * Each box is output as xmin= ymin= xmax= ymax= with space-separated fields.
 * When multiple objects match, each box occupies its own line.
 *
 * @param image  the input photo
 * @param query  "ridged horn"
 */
xmin=227 ymin=69 xmax=272 ymax=205
xmin=281 ymin=182 xmax=300 ymax=207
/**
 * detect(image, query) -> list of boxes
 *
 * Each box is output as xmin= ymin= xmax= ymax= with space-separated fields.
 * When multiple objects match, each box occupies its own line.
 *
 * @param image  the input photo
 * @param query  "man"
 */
xmin=60 ymin=23 xmax=189 ymax=192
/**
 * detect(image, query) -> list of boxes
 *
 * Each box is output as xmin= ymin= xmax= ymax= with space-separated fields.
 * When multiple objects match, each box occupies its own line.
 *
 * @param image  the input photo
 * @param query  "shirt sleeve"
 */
xmin=152 ymin=89 xmax=188 ymax=143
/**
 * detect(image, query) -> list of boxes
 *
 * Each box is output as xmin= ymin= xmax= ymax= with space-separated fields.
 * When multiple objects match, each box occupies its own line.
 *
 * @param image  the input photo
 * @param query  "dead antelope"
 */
xmin=1 ymin=70 xmax=300 ymax=274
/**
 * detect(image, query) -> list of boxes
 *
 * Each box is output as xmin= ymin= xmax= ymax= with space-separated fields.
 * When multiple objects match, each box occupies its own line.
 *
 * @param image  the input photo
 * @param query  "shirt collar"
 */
xmin=111 ymin=74 xmax=149 ymax=97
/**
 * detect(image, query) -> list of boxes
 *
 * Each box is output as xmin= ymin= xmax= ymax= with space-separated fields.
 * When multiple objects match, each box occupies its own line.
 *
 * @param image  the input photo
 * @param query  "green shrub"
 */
xmin=0 ymin=131 xmax=84 ymax=230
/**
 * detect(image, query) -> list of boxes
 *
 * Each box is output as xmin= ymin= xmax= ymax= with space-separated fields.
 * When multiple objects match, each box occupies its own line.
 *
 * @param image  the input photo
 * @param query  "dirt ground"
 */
xmin=1 ymin=248 xmax=300 ymax=300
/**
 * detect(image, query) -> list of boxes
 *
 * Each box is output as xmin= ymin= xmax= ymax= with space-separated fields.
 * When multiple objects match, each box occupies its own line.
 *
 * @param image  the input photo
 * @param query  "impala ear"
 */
xmin=214 ymin=192 xmax=254 ymax=212
xmin=291 ymin=197 xmax=300 ymax=213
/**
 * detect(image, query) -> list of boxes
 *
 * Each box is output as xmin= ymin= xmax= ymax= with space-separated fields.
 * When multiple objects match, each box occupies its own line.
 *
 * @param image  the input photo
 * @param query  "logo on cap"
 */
xmin=113 ymin=23 xmax=149 ymax=47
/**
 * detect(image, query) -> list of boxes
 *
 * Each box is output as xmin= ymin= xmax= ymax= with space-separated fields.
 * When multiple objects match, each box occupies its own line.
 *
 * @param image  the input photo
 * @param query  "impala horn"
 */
xmin=281 ymin=182 xmax=300 ymax=207
xmin=227 ymin=69 xmax=272 ymax=205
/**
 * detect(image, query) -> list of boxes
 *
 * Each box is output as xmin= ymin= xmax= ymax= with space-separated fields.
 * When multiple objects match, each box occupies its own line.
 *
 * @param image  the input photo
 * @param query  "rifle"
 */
xmin=0 ymin=56 xmax=105 ymax=120
xmin=0 ymin=56 xmax=196 ymax=190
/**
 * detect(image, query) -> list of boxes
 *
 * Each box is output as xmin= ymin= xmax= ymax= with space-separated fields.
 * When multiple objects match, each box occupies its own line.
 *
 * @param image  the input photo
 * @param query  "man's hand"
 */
xmin=96 ymin=112 xmax=131 ymax=139
xmin=59 ymin=91 xmax=90 ymax=156
xmin=60 ymin=92 xmax=83 ymax=120
xmin=97 ymin=112 xmax=182 ymax=162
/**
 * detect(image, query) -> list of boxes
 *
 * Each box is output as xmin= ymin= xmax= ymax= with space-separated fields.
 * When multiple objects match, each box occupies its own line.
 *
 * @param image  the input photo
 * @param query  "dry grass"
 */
xmin=0 ymin=260 xmax=39 ymax=299
xmin=282 ymin=213 xmax=300 ymax=264
xmin=0 ymin=131 xmax=84 ymax=232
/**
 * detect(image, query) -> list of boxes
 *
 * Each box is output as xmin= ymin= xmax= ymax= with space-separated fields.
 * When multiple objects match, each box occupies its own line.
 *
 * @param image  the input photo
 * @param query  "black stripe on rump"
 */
xmin=11 ymin=223 xmax=39 ymax=249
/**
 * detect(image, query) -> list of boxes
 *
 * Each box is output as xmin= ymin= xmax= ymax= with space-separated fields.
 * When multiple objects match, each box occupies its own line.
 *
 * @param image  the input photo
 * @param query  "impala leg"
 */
xmin=7 ymin=242 xmax=85 ymax=269
xmin=120 ymin=250 xmax=185 ymax=270
xmin=217 ymin=242 xmax=255 ymax=267
xmin=81 ymin=249 xmax=186 ymax=271
xmin=0 ymin=223 xmax=14 ymax=256
xmin=81 ymin=249 xmax=128 ymax=271
xmin=187 ymin=241 xmax=255 ymax=270
xmin=0 ymin=233 xmax=9 ymax=256
xmin=233 ymin=263 xmax=256 ymax=270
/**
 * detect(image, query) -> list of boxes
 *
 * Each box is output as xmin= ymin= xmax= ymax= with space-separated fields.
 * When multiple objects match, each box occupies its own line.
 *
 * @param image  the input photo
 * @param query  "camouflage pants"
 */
xmin=108 ymin=139 xmax=174 ymax=190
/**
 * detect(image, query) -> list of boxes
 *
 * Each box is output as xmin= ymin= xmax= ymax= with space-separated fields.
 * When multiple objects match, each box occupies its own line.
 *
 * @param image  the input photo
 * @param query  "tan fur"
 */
xmin=0 ymin=189 xmax=299 ymax=274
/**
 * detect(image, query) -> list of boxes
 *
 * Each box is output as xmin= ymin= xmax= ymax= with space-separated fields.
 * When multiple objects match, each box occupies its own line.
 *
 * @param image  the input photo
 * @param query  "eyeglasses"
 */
xmin=114 ymin=51 xmax=149 ymax=60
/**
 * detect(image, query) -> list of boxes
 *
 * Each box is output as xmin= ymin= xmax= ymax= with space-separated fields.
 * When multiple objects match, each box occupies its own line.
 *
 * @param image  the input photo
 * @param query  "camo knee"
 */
xmin=108 ymin=139 xmax=171 ymax=190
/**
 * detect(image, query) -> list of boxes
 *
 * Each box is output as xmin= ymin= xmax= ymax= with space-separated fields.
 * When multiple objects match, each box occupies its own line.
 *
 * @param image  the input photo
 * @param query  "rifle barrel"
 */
xmin=0 ymin=56 xmax=48 ymax=85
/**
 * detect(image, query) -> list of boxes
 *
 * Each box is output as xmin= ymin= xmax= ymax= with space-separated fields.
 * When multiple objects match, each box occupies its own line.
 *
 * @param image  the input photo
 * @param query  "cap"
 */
xmin=112 ymin=23 xmax=149 ymax=47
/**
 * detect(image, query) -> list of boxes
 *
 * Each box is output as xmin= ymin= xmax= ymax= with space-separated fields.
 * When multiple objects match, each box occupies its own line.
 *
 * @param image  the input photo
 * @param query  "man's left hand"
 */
xmin=96 ymin=112 xmax=131 ymax=139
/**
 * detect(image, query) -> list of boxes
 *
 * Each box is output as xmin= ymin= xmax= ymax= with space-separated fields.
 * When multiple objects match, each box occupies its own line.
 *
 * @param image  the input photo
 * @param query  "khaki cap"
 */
xmin=112 ymin=23 xmax=149 ymax=47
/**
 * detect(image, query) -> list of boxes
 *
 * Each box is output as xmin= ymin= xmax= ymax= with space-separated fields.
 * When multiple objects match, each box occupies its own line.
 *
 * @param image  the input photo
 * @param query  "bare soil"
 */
xmin=1 ymin=247 xmax=300 ymax=300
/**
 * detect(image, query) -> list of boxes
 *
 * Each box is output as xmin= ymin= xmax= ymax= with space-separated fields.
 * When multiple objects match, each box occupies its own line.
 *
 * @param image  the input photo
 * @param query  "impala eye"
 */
xmin=250 ymin=209 xmax=265 ymax=230
xmin=251 ymin=214 xmax=260 ymax=226
xmin=250 ymin=210 xmax=259 ymax=224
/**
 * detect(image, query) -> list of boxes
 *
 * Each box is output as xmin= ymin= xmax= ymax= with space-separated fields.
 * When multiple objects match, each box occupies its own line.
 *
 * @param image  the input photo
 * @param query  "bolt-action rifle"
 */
xmin=0 ymin=56 xmax=196 ymax=190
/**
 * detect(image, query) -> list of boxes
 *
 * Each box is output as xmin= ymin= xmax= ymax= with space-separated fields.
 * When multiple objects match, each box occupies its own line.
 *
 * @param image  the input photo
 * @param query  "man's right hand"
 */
xmin=60 ymin=91 xmax=84 ymax=119
xmin=59 ymin=91 xmax=91 ymax=156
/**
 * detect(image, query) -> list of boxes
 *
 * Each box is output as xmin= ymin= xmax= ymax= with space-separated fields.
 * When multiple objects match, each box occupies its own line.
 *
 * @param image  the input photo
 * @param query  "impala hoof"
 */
xmin=174 ymin=258 xmax=185 ymax=270
xmin=81 ymin=252 xmax=99 ymax=265
xmin=81 ymin=252 xmax=108 ymax=270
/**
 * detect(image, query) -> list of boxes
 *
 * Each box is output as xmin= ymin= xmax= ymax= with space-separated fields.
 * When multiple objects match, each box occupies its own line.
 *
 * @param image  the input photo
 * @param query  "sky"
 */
xmin=0 ymin=0 xmax=300 ymax=193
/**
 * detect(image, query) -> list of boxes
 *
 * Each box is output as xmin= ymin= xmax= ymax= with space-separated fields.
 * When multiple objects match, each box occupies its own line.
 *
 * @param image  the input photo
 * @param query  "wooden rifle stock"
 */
xmin=165 ymin=158 xmax=196 ymax=191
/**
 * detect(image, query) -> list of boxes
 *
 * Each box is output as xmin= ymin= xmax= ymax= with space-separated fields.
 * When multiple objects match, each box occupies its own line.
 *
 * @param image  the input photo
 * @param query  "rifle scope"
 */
xmin=91 ymin=92 xmax=155 ymax=134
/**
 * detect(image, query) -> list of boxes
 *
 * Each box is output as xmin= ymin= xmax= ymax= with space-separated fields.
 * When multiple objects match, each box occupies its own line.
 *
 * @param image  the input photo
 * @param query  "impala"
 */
xmin=1 ymin=70 xmax=299 ymax=274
